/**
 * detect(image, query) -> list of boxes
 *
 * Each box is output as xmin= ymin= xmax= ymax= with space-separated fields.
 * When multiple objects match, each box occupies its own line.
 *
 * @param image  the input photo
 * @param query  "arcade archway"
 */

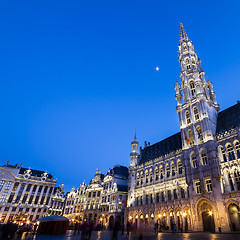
xmin=228 ymin=203 xmax=240 ymax=231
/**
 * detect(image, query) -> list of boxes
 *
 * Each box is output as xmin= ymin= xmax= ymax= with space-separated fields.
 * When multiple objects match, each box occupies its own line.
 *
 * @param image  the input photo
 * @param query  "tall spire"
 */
xmin=134 ymin=131 xmax=137 ymax=141
xmin=180 ymin=23 xmax=189 ymax=42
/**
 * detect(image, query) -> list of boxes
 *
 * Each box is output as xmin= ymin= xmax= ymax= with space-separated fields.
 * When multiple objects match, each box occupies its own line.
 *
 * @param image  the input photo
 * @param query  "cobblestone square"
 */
xmin=18 ymin=231 xmax=240 ymax=240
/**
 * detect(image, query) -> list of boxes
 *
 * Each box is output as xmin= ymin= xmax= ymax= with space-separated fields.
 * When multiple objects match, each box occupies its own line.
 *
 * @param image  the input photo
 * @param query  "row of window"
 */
xmin=224 ymin=170 xmax=240 ymax=192
xmin=0 ymin=182 xmax=53 ymax=205
xmin=136 ymin=187 xmax=188 ymax=206
xmin=191 ymin=151 xmax=208 ymax=168
xmin=195 ymin=179 xmax=212 ymax=194
xmin=185 ymin=106 xmax=199 ymax=124
xmin=136 ymin=162 xmax=183 ymax=184
xmin=219 ymin=142 xmax=240 ymax=162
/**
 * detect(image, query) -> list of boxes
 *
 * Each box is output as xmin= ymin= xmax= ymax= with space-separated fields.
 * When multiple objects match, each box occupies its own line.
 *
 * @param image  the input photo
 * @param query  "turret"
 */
xmin=130 ymin=134 xmax=139 ymax=167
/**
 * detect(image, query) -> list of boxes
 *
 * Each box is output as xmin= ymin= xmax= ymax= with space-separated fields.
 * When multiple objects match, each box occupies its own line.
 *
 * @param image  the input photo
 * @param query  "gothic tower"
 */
xmin=127 ymin=134 xmax=139 ymax=207
xmin=175 ymin=25 xmax=225 ymax=228
xmin=175 ymin=23 xmax=220 ymax=150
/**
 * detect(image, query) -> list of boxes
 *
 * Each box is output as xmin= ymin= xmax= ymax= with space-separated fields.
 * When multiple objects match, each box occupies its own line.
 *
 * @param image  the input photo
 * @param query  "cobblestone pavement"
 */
xmin=19 ymin=231 xmax=240 ymax=240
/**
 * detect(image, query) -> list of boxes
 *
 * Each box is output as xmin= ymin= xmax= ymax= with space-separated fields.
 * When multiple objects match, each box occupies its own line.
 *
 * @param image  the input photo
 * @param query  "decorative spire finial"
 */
xmin=180 ymin=23 xmax=189 ymax=42
xmin=134 ymin=130 xmax=137 ymax=141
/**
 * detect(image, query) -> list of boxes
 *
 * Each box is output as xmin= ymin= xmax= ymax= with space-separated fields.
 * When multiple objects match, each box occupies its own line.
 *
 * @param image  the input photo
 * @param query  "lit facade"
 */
xmin=126 ymin=24 xmax=240 ymax=232
xmin=64 ymin=165 xmax=128 ymax=228
xmin=47 ymin=184 xmax=66 ymax=216
xmin=0 ymin=162 xmax=56 ymax=223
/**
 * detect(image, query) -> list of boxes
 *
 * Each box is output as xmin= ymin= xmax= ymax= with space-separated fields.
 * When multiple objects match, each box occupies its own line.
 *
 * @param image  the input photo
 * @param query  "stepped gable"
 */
xmin=216 ymin=102 xmax=240 ymax=133
xmin=139 ymin=132 xmax=182 ymax=164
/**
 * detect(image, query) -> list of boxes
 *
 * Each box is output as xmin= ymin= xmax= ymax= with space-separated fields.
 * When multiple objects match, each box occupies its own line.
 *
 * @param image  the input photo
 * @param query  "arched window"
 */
xmin=193 ymin=106 xmax=199 ymax=121
xmin=178 ymin=161 xmax=183 ymax=175
xmin=201 ymin=152 xmax=208 ymax=165
xmin=191 ymin=153 xmax=197 ymax=168
xmin=155 ymin=167 xmax=159 ymax=181
xmin=188 ymin=129 xmax=194 ymax=145
xmin=220 ymin=146 xmax=227 ymax=162
xmin=145 ymin=170 xmax=149 ymax=184
xmin=234 ymin=170 xmax=240 ymax=190
xmin=227 ymin=144 xmax=235 ymax=161
xmin=183 ymin=44 xmax=187 ymax=50
xmin=149 ymin=169 xmax=153 ymax=183
xmin=191 ymin=58 xmax=195 ymax=64
xmin=234 ymin=141 xmax=240 ymax=159
xmin=189 ymin=81 xmax=196 ymax=96
xmin=166 ymin=165 xmax=170 ymax=178
xmin=196 ymin=125 xmax=203 ymax=143
xmin=136 ymin=173 xmax=140 ymax=186
xmin=186 ymin=111 xmax=191 ymax=124
xmin=171 ymin=163 xmax=176 ymax=177
xmin=140 ymin=172 xmax=144 ymax=185
xmin=160 ymin=166 xmax=164 ymax=180
xmin=228 ymin=173 xmax=234 ymax=191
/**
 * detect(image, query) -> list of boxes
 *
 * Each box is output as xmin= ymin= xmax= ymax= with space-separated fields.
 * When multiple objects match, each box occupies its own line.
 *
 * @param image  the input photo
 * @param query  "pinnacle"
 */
xmin=180 ymin=23 xmax=189 ymax=42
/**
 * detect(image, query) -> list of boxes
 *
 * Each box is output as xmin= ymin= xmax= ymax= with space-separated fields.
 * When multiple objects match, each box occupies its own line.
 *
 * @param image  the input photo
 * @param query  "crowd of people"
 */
xmin=0 ymin=221 xmax=36 ymax=240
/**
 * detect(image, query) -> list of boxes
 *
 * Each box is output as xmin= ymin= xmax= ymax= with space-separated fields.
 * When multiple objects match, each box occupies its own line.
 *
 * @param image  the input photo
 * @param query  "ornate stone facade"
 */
xmin=47 ymin=184 xmax=66 ymax=216
xmin=0 ymin=162 xmax=56 ymax=223
xmin=126 ymin=24 xmax=240 ymax=232
xmin=64 ymin=165 xmax=128 ymax=229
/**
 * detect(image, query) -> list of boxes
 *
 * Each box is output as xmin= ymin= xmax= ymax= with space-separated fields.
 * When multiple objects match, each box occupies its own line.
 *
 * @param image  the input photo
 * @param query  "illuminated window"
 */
xmin=220 ymin=146 xmax=227 ymax=162
xmin=234 ymin=171 xmax=240 ymax=190
xmin=190 ymin=81 xmax=196 ymax=96
xmin=146 ymin=171 xmax=149 ymax=184
xmin=178 ymin=161 xmax=183 ymax=175
xmin=195 ymin=181 xmax=201 ymax=194
xmin=166 ymin=165 xmax=170 ymax=178
xmin=227 ymin=144 xmax=235 ymax=161
xmin=0 ymin=192 xmax=8 ymax=203
xmin=155 ymin=168 xmax=159 ymax=181
xmin=150 ymin=169 xmax=153 ymax=182
xmin=186 ymin=58 xmax=190 ymax=64
xmin=205 ymin=179 xmax=212 ymax=192
xmin=234 ymin=141 xmax=240 ymax=158
xmin=192 ymin=154 xmax=197 ymax=168
xmin=167 ymin=190 xmax=171 ymax=200
xmin=0 ymin=181 xmax=5 ymax=191
xmin=193 ymin=106 xmax=199 ymax=121
xmin=160 ymin=167 xmax=164 ymax=180
xmin=186 ymin=111 xmax=191 ymax=124
xmin=201 ymin=152 xmax=208 ymax=165
xmin=171 ymin=163 xmax=175 ymax=177
xmin=161 ymin=192 xmax=165 ymax=202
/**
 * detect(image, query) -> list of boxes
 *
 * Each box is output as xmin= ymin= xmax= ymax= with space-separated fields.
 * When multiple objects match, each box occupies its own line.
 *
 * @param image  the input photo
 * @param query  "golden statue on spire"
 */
xmin=96 ymin=169 xmax=101 ymax=173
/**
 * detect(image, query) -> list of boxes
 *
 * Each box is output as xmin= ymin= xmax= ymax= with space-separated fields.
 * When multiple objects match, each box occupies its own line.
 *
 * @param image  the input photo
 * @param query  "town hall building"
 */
xmin=126 ymin=23 xmax=240 ymax=232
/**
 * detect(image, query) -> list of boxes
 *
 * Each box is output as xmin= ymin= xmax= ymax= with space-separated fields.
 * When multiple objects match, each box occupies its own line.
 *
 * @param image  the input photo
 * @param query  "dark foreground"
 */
xmin=14 ymin=230 xmax=240 ymax=240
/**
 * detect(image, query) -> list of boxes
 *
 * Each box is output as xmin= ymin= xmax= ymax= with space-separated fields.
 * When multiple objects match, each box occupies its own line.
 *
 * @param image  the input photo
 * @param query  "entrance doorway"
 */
xmin=202 ymin=211 xmax=215 ymax=232
xmin=228 ymin=203 xmax=240 ymax=231
xmin=109 ymin=216 xmax=114 ymax=230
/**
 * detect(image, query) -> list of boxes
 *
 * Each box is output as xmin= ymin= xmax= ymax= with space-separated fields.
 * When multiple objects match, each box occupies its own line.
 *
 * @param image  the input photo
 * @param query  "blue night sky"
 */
xmin=0 ymin=1 xmax=240 ymax=191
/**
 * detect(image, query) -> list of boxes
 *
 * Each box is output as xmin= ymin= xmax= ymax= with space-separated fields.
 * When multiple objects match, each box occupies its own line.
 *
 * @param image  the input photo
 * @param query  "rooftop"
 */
xmin=138 ymin=102 xmax=240 ymax=164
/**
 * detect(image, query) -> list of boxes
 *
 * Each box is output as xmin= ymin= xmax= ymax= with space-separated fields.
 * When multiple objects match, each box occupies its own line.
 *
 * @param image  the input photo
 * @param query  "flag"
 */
xmin=196 ymin=127 xmax=202 ymax=139
xmin=185 ymin=134 xmax=190 ymax=144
